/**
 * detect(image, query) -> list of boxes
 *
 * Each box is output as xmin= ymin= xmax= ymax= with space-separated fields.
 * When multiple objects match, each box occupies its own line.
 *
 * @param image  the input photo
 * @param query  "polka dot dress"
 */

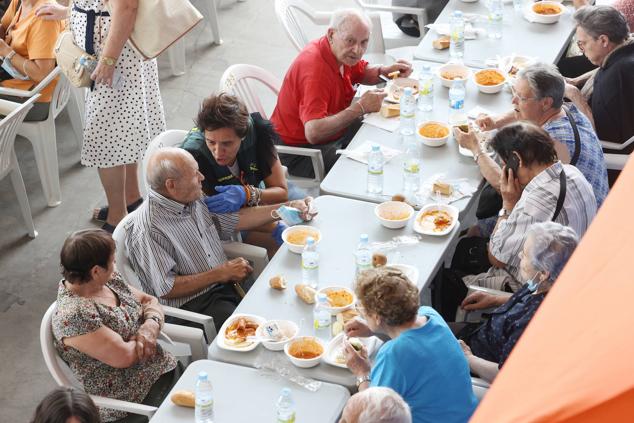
xmin=71 ymin=0 xmax=166 ymax=168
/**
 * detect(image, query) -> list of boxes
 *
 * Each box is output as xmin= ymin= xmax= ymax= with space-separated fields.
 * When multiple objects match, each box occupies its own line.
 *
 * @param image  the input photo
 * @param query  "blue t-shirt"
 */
xmin=370 ymin=307 xmax=478 ymax=423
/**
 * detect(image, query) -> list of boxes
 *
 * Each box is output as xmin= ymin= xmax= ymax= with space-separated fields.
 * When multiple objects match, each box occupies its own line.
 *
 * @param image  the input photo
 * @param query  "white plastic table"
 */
xmin=320 ymin=60 xmax=513 ymax=213
xmin=150 ymin=360 xmax=350 ymax=423
xmin=208 ymin=195 xmax=461 ymax=390
xmin=413 ymin=0 xmax=576 ymax=68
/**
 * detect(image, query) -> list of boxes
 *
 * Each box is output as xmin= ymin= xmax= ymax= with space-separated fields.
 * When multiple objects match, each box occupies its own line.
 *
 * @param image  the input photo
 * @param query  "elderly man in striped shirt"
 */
xmin=124 ymin=147 xmax=313 ymax=331
xmin=440 ymin=122 xmax=597 ymax=320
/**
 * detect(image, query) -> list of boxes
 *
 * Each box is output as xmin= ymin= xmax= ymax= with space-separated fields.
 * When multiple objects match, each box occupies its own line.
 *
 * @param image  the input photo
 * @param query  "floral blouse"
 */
xmin=52 ymin=273 xmax=177 ymax=422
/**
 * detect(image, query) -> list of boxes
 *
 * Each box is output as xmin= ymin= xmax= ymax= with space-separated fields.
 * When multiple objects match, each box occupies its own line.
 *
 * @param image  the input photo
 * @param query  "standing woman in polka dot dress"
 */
xmin=37 ymin=0 xmax=165 ymax=232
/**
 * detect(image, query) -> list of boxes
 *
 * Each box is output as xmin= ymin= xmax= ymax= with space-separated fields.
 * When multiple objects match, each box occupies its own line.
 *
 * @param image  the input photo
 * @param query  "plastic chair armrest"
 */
xmin=163 ymin=305 xmax=216 ymax=342
xmin=0 ymin=67 xmax=61 ymax=98
xmin=600 ymin=135 xmax=634 ymax=151
xmin=163 ymin=323 xmax=208 ymax=361
xmin=223 ymin=241 xmax=269 ymax=279
xmin=90 ymin=395 xmax=157 ymax=417
xmin=274 ymin=145 xmax=325 ymax=182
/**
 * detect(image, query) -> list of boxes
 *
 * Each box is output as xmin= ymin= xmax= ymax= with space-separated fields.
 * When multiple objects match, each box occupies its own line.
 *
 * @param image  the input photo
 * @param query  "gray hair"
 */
xmin=526 ymin=222 xmax=579 ymax=282
xmin=329 ymin=8 xmax=372 ymax=33
xmin=518 ymin=63 xmax=565 ymax=110
xmin=574 ymin=5 xmax=630 ymax=43
xmin=355 ymin=387 xmax=412 ymax=423
xmin=146 ymin=147 xmax=188 ymax=191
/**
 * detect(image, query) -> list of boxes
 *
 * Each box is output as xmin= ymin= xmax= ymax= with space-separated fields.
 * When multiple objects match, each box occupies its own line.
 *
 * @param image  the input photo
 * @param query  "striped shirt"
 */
xmin=124 ymin=190 xmax=239 ymax=308
xmin=465 ymin=162 xmax=597 ymax=292
xmin=543 ymin=104 xmax=608 ymax=207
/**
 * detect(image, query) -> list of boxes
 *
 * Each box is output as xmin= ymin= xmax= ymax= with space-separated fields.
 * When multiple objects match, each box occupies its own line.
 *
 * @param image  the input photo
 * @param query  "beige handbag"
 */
xmin=54 ymin=30 xmax=95 ymax=88
xmin=107 ymin=0 xmax=203 ymax=60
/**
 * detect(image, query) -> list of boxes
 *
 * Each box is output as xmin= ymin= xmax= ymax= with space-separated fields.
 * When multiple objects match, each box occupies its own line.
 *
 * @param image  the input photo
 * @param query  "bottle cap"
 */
xmin=422 ymin=64 xmax=431 ymax=72
xmin=306 ymin=236 xmax=314 ymax=245
xmin=317 ymin=293 xmax=328 ymax=302
xmin=403 ymin=87 xmax=413 ymax=96
xmin=453 ymin=10 xmax=463 ymax=17
xmin=371 ymin=144 xmax=380 ymax=152
xmin=360 ymin=234 xmax=369 ymax=243
xmin=281 ymin=387 xmax=291 ymax=396
xmin=197 ymin=371 xmax=208 ymax=381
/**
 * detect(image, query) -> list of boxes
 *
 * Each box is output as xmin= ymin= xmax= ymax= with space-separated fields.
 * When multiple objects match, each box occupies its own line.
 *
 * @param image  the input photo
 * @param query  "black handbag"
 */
xmin=475 ymin=105 xmax=580 ymax=219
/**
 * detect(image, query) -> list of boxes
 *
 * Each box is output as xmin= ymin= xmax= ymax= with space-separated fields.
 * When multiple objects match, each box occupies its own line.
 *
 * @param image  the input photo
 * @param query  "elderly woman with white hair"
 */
xmin=456 ymin=221 xmax=579 ymax=383
xmin=340 ymin=387 xmax=412 ymax=423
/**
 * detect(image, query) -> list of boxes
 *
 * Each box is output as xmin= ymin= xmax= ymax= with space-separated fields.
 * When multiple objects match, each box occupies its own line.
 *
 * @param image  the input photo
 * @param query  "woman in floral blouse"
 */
xmin=53 ymin=229 xmax=178 ymax=423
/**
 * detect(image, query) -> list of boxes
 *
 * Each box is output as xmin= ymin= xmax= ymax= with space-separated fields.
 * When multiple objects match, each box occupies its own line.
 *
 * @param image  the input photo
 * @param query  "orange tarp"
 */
xmin=470 ymin=156 xmax=634 ymax=423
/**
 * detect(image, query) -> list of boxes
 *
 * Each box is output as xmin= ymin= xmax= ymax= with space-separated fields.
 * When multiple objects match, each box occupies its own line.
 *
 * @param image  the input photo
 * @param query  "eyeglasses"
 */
xmin=510 ymin=86 xmax=537 ymax=103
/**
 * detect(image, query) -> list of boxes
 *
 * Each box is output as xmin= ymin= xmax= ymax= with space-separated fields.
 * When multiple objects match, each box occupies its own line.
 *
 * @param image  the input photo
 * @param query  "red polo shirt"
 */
xmin=271 ymin=36 xmax=368 ymax=146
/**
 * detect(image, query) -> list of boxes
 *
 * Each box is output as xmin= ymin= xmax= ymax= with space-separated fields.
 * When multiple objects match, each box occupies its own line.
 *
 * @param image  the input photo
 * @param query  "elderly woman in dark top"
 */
xmin=53 ymin=229 xmax=178 ymax=423
xmin=456 ymin=221 xmax=579 ymax=383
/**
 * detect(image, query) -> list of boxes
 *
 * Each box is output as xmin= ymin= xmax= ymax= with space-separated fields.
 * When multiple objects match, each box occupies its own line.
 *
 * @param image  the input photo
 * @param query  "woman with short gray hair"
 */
xmin=340 ymin=387 xmax=412 ymax=423
xmin=456 ymin=221 xmax=579 ymax=382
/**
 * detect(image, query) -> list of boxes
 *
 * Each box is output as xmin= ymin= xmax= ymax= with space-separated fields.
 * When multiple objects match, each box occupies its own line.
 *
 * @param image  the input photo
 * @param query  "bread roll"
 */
xmin=171 ymin=390 xmax=195 ymax=408
xmin=372 ymin=253 xmax=388 ymax=268
xmin=269 ymin=275 xmax=287 ymax=290
xmin=432 ymin=35 xmax=450 ymax=50
xmin=380 ymin=103 xmax=400 ymax=118
xmin=295 ymin=284 xmax=317 ymax=304
xmin=433 ymin=182 xmax=453 ymax=196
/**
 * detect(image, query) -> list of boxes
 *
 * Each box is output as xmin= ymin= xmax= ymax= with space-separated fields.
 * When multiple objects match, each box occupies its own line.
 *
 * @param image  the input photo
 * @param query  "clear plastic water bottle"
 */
xmin=512 ymin=0 xmax=524 ymax=14
xmin=399 ymin=87 xmax=416 ymax=143
xmin=450 ymin=11 xmax=465 ymax=60
xmin=313 ymin=293 xmax=332 ymax=340
xmin=367 ymin=144 xmax=384 ymax=194
xmin=195 ymin=372 xmax=214 ymax=423
xmin=276 ymin=388 xmax=296 ymax=423
xmin=417 ymin=64 xmax=434 ymax=113
xmin=402 ymin=139 xmax=421 ymax=195
xmin=79 ymin=56 xmax=125 ymax=90
xmin=448 ymin=79 xmax=468 ymax=126
xmin=301 ymin=237 xmax=319 ymax=289
xmin=488 ymin=0 xmax=503 ymax=39
xmin=355 ymin=234 xmax=372 ymax=277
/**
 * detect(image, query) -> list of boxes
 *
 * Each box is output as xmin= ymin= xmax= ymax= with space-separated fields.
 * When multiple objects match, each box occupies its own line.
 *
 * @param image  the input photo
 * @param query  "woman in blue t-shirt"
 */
xmin=344 ymin=268 xmax=478 ymax=423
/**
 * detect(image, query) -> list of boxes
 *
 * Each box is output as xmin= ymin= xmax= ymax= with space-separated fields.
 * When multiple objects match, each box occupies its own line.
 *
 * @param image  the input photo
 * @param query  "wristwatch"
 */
xmin=498 ymin=208 xmax=511 ymax=218
xmin=356 ymin=374 xmax=371 ymax=388
xmin=100 ymin=55 xmax=117 ymax=66
xmin=4 ymin=50 xmax=16 ymax=63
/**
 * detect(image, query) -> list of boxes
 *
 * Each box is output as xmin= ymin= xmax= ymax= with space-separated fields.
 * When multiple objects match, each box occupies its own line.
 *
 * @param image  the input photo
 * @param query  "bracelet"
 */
xmin=246 ymin=185 xmax=262 ymax=207
xmin=357 ymin=101 xmax=366 ymax=116
xmin=100 ymin=56 xmax=117 ymax=66
xmin=22 ymin=58 xmax=28 ymax=77
xmin=474 ymin=151 xmax=483 ymax=164
xmin=4 ymin=50 xmax=15 ymax=63
xmin=356 ymin=374 xmax=371 ymax=388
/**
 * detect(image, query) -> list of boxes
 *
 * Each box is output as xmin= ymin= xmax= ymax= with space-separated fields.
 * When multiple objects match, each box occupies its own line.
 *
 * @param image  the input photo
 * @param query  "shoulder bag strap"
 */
xmin=563 ymin=105 xmax=581 ymax=165
xmin=552 ymin=169 xmax=567 ymax=222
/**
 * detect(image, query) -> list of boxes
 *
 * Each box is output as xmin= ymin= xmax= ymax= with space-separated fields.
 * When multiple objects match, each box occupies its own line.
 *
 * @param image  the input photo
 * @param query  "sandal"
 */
xmin=101 ymin=222 xmax=117 ymax=234
xmin=93 ymin=198 xmax=144 ymax=222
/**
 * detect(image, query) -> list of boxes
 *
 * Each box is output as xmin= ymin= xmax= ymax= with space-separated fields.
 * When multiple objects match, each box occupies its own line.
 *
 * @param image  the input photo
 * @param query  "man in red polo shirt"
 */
xmin=271 ymin=9 xmax=413 ymax=178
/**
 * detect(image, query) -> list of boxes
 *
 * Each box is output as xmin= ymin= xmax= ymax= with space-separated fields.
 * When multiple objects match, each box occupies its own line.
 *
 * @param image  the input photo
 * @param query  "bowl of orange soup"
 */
xmin=284 ymin=336 xmax=325 ymax=368
xmin=282 ymin=225 xmax=322 ymax=254
xmin=416 ymin=121 xmax=450 ymax=147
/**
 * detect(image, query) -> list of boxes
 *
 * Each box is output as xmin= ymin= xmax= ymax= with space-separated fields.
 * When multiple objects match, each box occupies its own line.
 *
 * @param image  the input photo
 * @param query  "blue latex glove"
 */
xmin=203 ymin=185 xmax=246 ymax=213
xmin=272 ymin=222 xmax=288 ymax=246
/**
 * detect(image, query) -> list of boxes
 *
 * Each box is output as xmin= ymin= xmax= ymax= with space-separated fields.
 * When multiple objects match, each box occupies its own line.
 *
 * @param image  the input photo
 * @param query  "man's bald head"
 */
xmin=327 ymin=9 xmax=372 ymax=67
xmin=146 ymin=147 xmax=192 ymax=192
xmin=329 ymin=8 xmax=372 ymax=33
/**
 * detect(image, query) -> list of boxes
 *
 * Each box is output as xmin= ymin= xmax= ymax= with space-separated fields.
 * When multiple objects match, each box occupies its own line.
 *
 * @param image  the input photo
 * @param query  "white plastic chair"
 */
xmin=273 ymin=0 xmax=393 ymax=64
xmin=40 ymin=301 xmax=206 ymax=419
xmin=0 ymin=96 xmax=40 ymax=238
xmin=600 ymin=135 xmax=633 ymax=171
xmin=352 ymin=0 xmax=427 ymax=49
xmin=219 ymin=64 xmax=326 ymax=189
xmin=0 ymin=67 xmax=83 ymax=207
xmin=112 ymin=209 xmax=270 ymax=343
